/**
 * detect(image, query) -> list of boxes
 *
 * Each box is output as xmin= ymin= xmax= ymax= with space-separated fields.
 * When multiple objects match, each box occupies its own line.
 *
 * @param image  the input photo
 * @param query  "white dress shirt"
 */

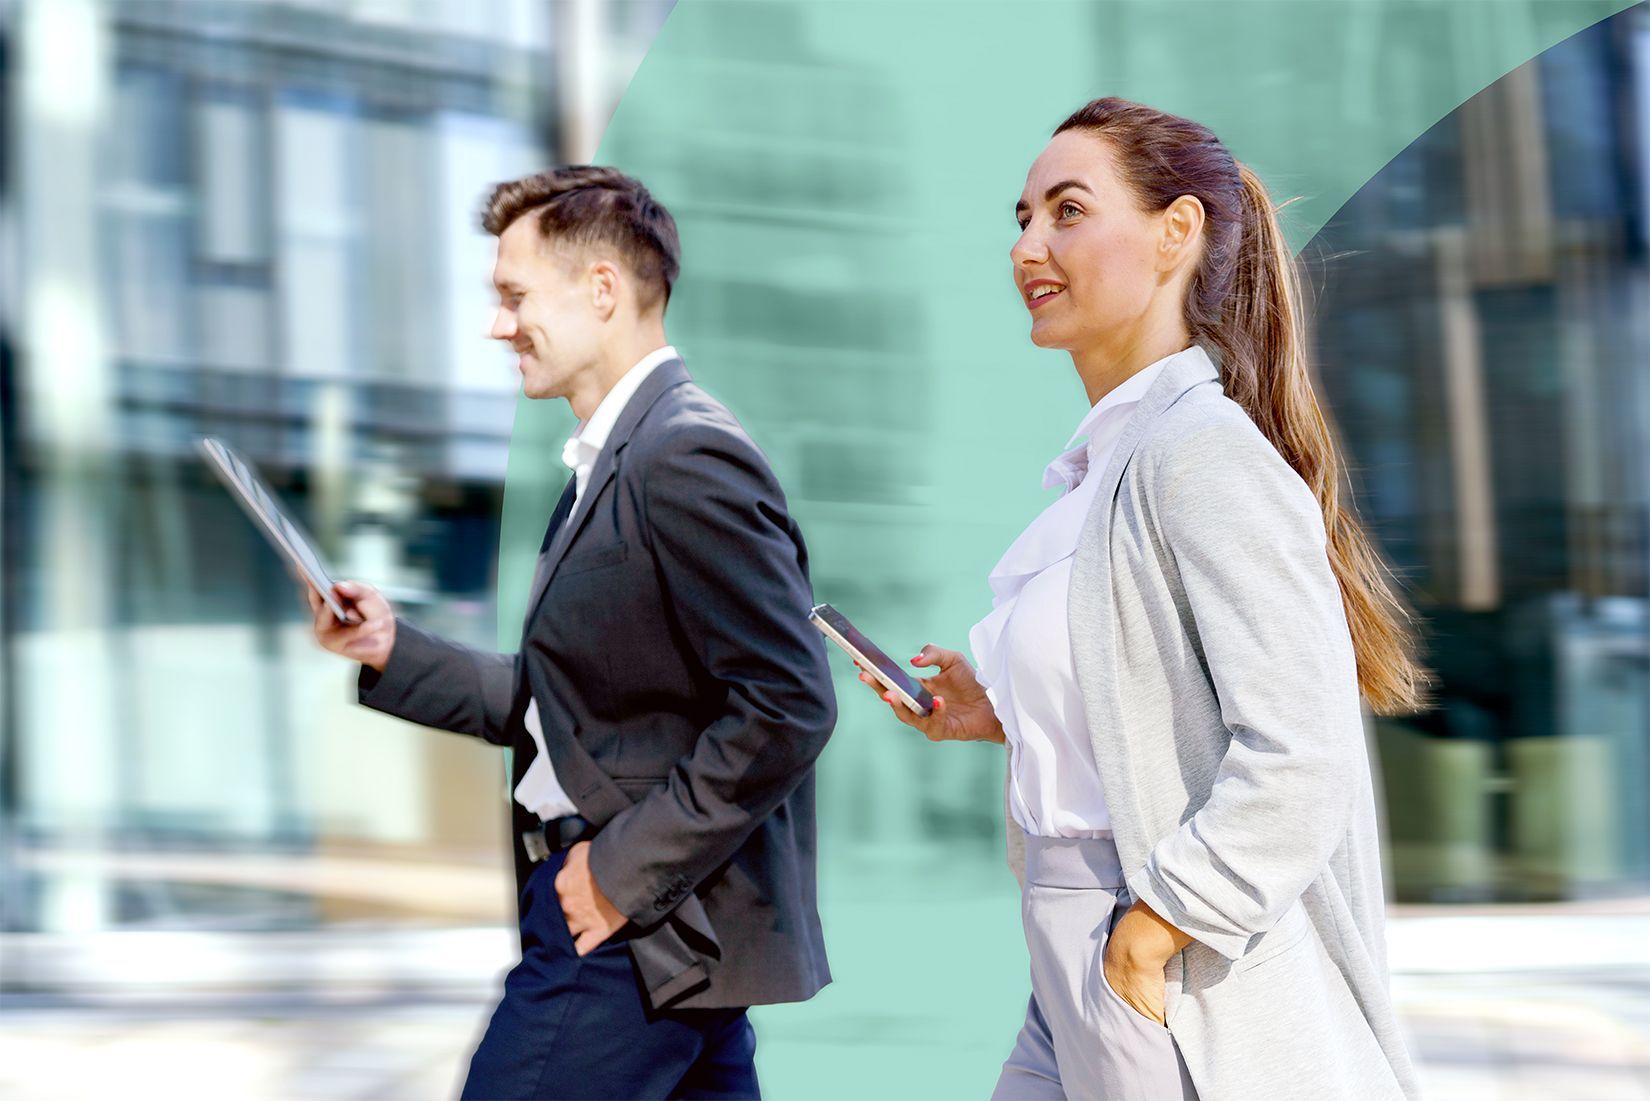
xmin=515 ymin=345 xmax=680 ymax=821
xmin=967 ymin=346 xmax=1201 ymax=838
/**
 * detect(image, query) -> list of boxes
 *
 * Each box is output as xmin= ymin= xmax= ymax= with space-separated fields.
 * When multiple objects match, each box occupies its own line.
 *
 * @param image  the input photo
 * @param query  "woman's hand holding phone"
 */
xmin=857 ymin=644 xmax=1006 ymax=744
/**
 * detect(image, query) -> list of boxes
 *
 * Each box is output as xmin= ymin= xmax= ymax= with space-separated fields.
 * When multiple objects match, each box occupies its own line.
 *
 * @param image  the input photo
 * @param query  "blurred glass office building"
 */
xmin=1313 ymin=5 xmax=1650 ymax=901
xmin=2 ymin=0 xmax=1649 ymax=963
xmin=1 ymin=0 xmax=675 ymax=939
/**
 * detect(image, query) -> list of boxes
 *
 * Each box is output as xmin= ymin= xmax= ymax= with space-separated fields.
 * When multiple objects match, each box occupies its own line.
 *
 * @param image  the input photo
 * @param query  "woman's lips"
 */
xmin=1027 ymin=287 xmax=1064 ymax=310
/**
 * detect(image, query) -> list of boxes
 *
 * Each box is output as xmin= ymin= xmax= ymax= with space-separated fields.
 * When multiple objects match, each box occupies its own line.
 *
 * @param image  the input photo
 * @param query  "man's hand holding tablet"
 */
xmin=305 ymin=579 xmax=396 ymax=673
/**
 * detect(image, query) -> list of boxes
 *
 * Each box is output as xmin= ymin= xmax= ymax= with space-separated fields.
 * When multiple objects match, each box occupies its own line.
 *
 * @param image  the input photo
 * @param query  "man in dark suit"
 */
xmin=307 ymin=166 xmax=837 ymax=1100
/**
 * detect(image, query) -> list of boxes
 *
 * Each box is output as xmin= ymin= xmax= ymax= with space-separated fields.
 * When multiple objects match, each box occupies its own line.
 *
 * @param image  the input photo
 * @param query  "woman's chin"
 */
xmin=1026 ymin=322 xmax=1068 ymax=350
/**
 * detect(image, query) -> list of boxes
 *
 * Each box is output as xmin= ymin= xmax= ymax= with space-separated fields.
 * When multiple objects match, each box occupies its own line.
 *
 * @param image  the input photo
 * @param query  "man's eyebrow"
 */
xmin=1015 ymin=180 xmax=1096 ymax=214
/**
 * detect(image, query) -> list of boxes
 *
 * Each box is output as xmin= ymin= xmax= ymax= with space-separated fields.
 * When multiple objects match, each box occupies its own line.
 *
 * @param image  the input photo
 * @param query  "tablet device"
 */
xmin=809 ymin=602 xmax=934 ymax=717
xmin=197 ymin=435 xmax=360 ymax=625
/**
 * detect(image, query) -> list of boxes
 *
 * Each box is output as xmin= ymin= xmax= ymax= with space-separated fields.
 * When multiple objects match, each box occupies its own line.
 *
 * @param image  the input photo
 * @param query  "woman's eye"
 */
xmin=1016 ymin=217 xmax=1030 ymax=231
xmin=1058 ymin=201 xmax=1082 ymax=219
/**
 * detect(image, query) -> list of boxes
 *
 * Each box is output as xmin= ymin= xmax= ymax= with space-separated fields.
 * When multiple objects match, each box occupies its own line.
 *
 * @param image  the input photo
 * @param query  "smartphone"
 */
xmin=809 ymin=603 xmax=934 ymax=717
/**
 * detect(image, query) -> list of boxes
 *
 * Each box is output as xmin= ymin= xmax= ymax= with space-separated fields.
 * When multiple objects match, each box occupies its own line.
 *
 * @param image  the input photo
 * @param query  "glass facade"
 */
xmin=1 ymin=0 xmax=673 ymax=934
xmin=1315 ymin=6 xmax=1650 ymax=901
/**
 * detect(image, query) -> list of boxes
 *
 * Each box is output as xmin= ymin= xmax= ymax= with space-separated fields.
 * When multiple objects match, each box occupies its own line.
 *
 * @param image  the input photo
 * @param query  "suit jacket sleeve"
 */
xmin=356 ymin=617 xmax=518 ymax=747
xmin=1127 ymin=419 xmax=1366 ymax=961
xmin=586 ymin=422 xmax=837 ymax=925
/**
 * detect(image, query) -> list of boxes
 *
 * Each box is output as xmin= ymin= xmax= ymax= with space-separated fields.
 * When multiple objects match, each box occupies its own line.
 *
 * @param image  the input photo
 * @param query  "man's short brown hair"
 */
xmin=481 ymin=166 xmax=681 ymax=313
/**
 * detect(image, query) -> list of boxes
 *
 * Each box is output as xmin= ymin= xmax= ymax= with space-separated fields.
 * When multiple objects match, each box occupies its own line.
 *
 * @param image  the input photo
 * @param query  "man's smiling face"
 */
xmin=489 ymin=215 xmax=603 ymax=401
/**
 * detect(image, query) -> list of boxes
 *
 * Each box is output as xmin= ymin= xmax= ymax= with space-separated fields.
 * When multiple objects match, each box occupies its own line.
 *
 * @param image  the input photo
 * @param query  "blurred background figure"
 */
xmin=2 ymin=0 xmax=1649 ymax=1099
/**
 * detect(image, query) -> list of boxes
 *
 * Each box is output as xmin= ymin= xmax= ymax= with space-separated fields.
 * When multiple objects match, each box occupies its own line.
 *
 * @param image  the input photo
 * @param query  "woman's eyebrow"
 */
xmin=1016 ymin=180 xmax=1096 ymax=215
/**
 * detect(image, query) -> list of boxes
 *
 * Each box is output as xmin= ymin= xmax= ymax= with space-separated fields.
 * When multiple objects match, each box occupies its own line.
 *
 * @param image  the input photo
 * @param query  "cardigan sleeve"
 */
xmin=1125 ymin=418 xmax=1366 ymax=962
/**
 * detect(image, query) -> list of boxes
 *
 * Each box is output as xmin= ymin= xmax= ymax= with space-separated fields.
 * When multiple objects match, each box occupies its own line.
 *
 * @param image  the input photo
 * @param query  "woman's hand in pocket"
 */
xmin=1102 ymin=900 xmax=1192 ymax=1026
xmin=854 ymin=644 xmax=1006 ymax=744
xmin=1102 ymin=943 xmax=1168 ymax=1026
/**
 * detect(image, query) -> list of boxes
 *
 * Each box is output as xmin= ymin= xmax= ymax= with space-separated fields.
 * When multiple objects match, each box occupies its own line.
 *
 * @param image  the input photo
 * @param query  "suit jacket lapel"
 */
xmin=521 ymin=357 xmax=692 ymax=624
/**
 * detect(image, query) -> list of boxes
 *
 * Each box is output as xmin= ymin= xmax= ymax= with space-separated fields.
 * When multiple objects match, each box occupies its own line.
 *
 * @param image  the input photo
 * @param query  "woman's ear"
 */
xmin=1157 ymin=194 xmax=1206 ymax=274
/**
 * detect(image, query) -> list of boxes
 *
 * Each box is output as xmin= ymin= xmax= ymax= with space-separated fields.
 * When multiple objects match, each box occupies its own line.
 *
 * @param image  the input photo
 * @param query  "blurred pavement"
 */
xmin=3 ymin=838 xmax=1650 ymax=1096
xmin=3 ymin=854 xmax=1647 ymax=1100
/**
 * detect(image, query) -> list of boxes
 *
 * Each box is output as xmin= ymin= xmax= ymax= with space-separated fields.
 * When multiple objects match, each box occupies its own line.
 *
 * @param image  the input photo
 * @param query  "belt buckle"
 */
xmin=521 ymin=827 xmax=551 ymax=864
xmin=554 ymin=815 xmax=592 ymax=851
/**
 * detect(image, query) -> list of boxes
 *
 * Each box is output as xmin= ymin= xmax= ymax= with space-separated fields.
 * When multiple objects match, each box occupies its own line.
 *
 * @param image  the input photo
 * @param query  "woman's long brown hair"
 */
xmin=1056 ymin=98 xmax=1433 ymax=716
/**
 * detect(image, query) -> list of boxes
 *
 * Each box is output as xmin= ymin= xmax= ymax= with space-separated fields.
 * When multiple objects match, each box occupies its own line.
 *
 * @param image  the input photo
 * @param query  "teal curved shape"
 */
xmin=497 ymin=2 xmax=1640 ymax=1093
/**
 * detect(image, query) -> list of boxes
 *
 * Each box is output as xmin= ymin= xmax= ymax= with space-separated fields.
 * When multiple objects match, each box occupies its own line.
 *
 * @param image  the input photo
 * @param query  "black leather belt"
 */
xmin=521 ymin=814 xmax=597 ymax=863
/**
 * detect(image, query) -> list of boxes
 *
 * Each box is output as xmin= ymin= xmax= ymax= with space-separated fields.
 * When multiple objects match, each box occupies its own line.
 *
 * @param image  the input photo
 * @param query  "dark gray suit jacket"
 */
xmin=356 ymin=358 xmax=837 ymax=1010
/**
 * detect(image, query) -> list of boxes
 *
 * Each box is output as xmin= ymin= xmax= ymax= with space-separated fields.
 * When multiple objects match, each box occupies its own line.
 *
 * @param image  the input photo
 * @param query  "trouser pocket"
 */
xmin=1022 ymin=881 xmax=1195 ymax=1099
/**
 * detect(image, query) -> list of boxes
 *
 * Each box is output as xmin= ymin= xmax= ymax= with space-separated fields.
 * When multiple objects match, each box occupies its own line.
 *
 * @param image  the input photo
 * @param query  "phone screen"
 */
xmin=810 ymin=603 xmax=935 ymax=714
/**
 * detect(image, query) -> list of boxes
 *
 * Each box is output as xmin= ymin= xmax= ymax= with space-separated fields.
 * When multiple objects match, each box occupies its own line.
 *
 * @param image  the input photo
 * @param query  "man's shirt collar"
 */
xmin=561 ymin=345 xmax=679 ymax=474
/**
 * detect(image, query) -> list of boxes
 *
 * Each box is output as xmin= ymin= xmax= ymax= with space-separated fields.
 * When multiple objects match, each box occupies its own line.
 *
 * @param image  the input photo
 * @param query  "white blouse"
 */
xmin=968 ymin=346 xmax=1201 ymax=838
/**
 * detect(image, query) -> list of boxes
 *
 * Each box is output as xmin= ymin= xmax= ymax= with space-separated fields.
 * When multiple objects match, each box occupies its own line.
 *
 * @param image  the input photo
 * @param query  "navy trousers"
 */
xmin=460 ymin=849 xmax=759 ymax=1101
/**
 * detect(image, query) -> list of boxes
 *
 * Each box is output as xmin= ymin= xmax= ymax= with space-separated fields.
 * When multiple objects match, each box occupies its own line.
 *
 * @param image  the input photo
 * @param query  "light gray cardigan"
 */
xmin=1004 ymin=344 xmax=1422 ymax=1099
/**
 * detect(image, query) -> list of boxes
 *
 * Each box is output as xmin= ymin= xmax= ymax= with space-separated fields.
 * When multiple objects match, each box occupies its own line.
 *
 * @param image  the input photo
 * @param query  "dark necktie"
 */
xmin=526 ymin=476 xmax=580 ymax=600
xmin=540 ymin=476 xmax=579 ymax=554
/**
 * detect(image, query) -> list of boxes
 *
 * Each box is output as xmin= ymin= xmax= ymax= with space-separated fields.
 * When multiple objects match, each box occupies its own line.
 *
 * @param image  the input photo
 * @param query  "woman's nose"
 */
xmin=1010 ymin=228 xmax=1048 ymax=266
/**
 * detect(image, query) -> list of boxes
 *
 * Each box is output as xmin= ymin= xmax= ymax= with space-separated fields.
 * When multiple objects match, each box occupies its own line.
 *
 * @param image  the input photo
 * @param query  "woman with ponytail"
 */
xmin=859 ymin=98 xmax=1430 ymax=1099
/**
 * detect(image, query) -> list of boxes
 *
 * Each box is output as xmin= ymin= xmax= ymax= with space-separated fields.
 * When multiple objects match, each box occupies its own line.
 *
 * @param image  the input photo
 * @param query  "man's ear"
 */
xmin=590 ymin=259 xmax=621 ymax=319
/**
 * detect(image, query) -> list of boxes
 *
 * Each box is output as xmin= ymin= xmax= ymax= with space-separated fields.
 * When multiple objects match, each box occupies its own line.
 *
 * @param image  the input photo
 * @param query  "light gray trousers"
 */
xmin=991 ymin=834 xmax=1200 ymax=1101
